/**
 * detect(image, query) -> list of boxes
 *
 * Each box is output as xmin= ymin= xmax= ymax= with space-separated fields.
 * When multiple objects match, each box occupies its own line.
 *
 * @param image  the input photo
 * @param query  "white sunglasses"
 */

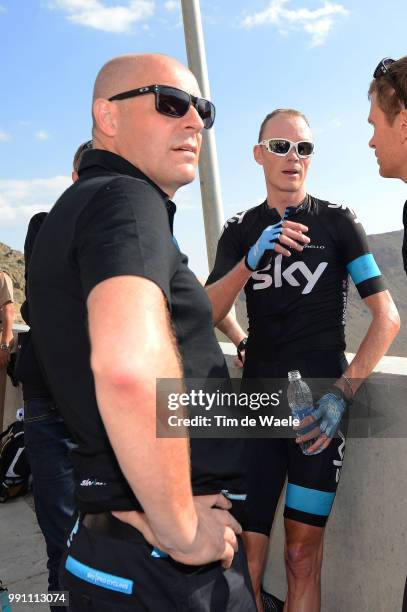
xmin=258 ymin=138 xmax=314 ymax=158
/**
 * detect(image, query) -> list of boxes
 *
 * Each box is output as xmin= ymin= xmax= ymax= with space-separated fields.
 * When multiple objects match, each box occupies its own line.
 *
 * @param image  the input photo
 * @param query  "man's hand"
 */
xmin=112 ymin=493 xmax=242 ymax=569
xmin=295 ymin=387 xmax=348 ymax=454
xmin=245 ymin=219 xmax=310 ymax=271
xmin=234 ymin=351 xmax=245 ymax=368
xmin=0 ymin=347 xmax=10 ymax=367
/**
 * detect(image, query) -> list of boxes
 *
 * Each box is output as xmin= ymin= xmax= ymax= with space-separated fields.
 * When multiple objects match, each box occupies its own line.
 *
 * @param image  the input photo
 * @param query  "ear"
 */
xmin=93 ymin=98 xmax=118 ymax=137
xmin=400 ymin=108 xmax=407 ymax=145
xmin=253 ymin=144 xmax=264 ymax=166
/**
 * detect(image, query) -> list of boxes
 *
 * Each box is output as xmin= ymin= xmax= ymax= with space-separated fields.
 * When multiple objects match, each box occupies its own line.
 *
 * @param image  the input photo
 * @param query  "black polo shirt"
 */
xmin=28 ymin=150 xmax=244 ymax=513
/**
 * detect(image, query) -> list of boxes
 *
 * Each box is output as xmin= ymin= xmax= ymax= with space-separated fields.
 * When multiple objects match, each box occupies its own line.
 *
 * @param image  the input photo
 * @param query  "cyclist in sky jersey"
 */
xmin=206 ymin=108 xmax=400 ymax=612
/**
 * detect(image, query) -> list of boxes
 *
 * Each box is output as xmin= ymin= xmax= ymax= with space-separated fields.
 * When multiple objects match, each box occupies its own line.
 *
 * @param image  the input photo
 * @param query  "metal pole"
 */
xmin=180 ymin=0 xmax=225 ymax=270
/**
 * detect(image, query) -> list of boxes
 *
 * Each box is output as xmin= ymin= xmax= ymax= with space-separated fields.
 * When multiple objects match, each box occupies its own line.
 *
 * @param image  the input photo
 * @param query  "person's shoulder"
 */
xmin=220 ymin=202 xmax=263 ymax=236
xmin=313 ymin=196 xmax=360 ymax=223
xmin=90 ymin=174 xmax=166 ymax=210
xmin=29 ymin=211 xmax=48 ymax=225
xmin=26 ymin=212 xmax=48 ymax=238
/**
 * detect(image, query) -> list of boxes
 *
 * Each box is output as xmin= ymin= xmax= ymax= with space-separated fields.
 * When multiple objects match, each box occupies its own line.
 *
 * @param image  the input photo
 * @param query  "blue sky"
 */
xmin=0 ymin=0 xmax=406 ymax=278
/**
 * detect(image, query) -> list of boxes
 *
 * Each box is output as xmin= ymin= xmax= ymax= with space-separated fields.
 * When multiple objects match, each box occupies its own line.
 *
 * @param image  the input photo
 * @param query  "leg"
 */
xmin=242 ymin=531 xmax=270 ymax=611
xmin=280 ymin=350 xmax=348 ymax=611
xmin=283 ymin=519 xmax=324 ymax=612
xmin=23 ymin=398 xmax=76 ymax=601
xmin=243 ymin=438 xmax=288 ymax=612
xmin=283 ymin=430 xmax=347 ymax=612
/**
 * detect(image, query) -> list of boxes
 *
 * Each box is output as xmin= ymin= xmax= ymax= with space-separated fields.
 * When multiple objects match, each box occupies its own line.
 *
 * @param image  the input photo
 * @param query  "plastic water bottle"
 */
xmin=287 ymin=370 xmax=317 ymax=455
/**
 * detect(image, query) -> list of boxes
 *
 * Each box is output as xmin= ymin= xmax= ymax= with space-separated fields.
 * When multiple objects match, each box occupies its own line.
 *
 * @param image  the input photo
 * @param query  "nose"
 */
xmin=287 ymin=144 xmax=300 ymax=161
xmin=368 ymin=134 xmax=375 ymax=149
xmin=183 ymin=103 xmax=204 ymax=132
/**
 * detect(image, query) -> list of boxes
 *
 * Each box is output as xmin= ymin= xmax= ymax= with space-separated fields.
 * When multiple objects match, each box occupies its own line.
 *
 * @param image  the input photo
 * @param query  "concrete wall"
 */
xmin=2 ymin=339 xmax=405 ymax=610
xmin=221 ymin=344 xmax=407 ymax=612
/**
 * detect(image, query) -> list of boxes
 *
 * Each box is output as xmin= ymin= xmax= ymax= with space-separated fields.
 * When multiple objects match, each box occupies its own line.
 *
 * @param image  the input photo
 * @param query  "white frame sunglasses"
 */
xmin=258 ymin=138 xmax=315 ymax=158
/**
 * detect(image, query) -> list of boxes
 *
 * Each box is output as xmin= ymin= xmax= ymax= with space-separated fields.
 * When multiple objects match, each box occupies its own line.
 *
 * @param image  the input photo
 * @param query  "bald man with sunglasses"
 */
xmin=207 ymin=108 xmax=400 ymax=612
xmin=27 ymin=53 xmax=311 ymax=611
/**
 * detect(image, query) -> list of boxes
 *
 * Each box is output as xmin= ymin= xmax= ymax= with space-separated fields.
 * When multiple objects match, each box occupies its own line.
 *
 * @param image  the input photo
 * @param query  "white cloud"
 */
xmin=35 ymin=130 xmax=51 ymax=141
xmin=0 ymin=177 xmax=70 ymax=225
xmin=0 ymin=131 xmax=11 ymax=142
xmin=164 ymin=0 xmax=179 ymax=10
xmin=50 ymin=0 xmax=155 ymax=33
xmin=241 ymin=0 xmax=349 ymax=47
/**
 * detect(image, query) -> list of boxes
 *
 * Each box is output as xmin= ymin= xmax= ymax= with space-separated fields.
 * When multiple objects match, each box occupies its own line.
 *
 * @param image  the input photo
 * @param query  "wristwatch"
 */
xmin=236 ymin=337 xmax=248 ymax=361
xmin=0 ymin=344 xmax=10 ymax=353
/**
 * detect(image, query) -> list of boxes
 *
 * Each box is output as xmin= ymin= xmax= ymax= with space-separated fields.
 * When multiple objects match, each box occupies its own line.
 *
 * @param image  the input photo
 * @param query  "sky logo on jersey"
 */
xmin=252 ymin=254 xmax=328 ymax=294
xmin=333 ymin=431 xmax=346 ymax=483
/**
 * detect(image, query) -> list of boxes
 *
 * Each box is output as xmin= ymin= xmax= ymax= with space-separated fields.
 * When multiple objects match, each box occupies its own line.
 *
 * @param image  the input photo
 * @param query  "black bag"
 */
xmin=0 ymin=420 xmax=30 ymax=502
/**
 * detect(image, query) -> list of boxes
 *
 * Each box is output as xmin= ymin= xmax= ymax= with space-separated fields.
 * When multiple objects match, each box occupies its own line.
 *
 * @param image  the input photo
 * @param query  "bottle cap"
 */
xmin=288 ymin=370 xmax=301 ymax=382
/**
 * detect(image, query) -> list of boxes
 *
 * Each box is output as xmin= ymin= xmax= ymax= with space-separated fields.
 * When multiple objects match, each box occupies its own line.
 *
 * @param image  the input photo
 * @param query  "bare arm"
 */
xmin=217 ymin=311 xmax=247 ymax=347
xmin=1 ymin=301 xmax=14 ymax=345
xmin=336 ymin=290 xmax=400 ymax=396
xmin=303 ymin=290 xmax=400 ymax=454
xmin=0 ymin=301 xmax=14 ymax=366
xmin=88 ymin=275 xmax=239 ymax=565
xmin=206 ymin=221 xmax=310 ymax=325
xmin=88 ymin=276 xmax=197 ymax=548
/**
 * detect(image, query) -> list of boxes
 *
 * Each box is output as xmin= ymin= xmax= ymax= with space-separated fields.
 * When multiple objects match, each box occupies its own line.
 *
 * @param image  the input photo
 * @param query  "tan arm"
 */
xmin=88 ymin=275 xmax=197 ymax=551
xmin=217 ymin=310 xmax=247 ymax=347
xmin=336 ymin=290 xmax=400 ymax=396
xmin=0 ymin=301 xmax=14 ymax=366
xmin=88 ymin=275 xmax=241 ymax=567
xmin=206 ymin=221 xmax=310 ymax=325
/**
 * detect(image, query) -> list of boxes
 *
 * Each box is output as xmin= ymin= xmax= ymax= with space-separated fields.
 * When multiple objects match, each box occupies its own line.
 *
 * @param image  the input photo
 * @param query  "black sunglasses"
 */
xmin=108 ymin=84 xmax=215 ymax=129
xmin=373 ymin=57 xmax=407 ymax=109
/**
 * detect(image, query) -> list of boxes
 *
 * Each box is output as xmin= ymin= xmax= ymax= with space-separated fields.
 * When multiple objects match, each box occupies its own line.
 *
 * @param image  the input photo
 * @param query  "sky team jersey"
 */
xmin=207 ymin=194 xmax=386 ymax=357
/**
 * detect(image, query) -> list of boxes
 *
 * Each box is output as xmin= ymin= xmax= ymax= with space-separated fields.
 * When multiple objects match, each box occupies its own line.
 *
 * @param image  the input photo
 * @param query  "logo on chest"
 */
xmin=251 ymin=254 xmax=328 ymax=294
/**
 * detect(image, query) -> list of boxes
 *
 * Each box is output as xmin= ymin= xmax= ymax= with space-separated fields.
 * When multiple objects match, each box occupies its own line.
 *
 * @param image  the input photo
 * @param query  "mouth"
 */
xmin=174 ymin=144 xmax=197 ymax=155
xmin=282 ymin=169 xmax=301 ymax=177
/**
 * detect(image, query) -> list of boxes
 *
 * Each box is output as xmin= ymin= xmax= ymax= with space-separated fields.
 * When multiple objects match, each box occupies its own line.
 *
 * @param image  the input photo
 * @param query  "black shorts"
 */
xmin=60 ymin=512 xmax=256 ymax=611
xmin=243 ymin=350 xmax=348 ymax=534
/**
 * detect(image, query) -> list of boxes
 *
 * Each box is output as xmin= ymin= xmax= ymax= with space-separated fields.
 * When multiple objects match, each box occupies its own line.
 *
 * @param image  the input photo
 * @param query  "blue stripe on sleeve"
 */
xmin=65 ymin=555 xmax=133 ymax=595
xmin=285 ymin=483 xmax=335 ymax=516
xmin=346 ymin=253 xmax=381 ymax=285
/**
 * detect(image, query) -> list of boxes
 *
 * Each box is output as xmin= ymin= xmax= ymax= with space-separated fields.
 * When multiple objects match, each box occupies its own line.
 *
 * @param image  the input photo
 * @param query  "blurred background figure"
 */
xmin=15 ymin=141 xmax=91 ymax=611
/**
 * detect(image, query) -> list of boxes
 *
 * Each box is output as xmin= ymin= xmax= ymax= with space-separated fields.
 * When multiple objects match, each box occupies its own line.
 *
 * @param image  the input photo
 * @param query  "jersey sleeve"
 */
xmin=206 ymin=213 xmax=246 ymax=285
xmin=74 ymin=178 xmax=176 ymax=304
xmin=334 ymin=205 xmax=386 ymax=298
xmin=0 ymin=272 xmax=13 ymax=306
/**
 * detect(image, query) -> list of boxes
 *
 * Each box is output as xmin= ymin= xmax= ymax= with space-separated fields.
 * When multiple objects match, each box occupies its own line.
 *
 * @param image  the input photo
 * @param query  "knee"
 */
xmin=285 ymin=541 xmax=321 ymax=580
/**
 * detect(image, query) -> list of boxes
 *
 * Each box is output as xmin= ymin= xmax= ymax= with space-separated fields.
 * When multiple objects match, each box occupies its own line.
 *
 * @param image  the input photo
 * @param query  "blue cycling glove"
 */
xmin=245 ymin=213 xmax=288 ymax=271
xmin=310 ymin=386 xmax=348 ymax=439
